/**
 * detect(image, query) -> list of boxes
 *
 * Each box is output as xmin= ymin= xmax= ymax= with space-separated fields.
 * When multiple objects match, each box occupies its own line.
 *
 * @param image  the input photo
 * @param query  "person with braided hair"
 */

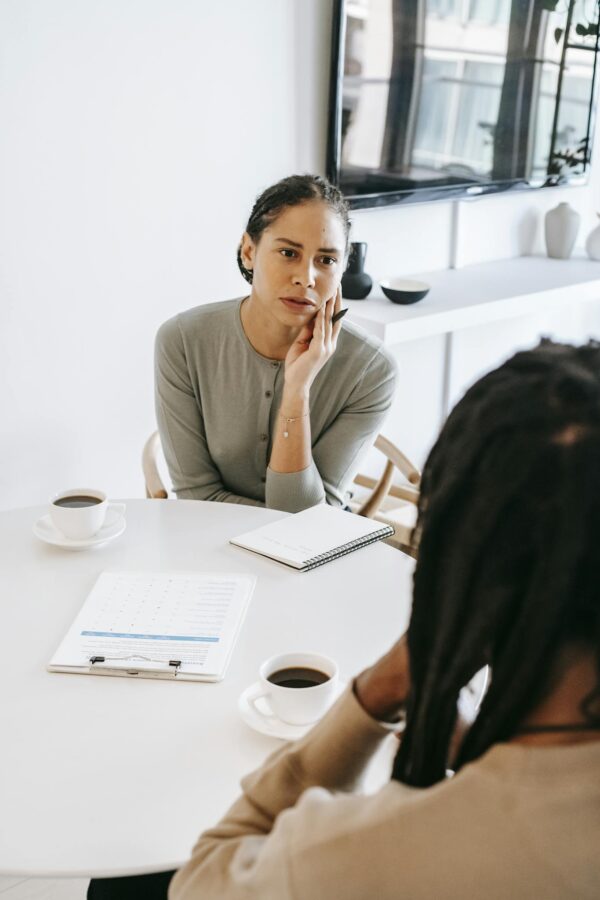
xmin=154 ymin=174 xmax=396 ymax=512
xmin=166 ymin=340 xmax=600 ymax=900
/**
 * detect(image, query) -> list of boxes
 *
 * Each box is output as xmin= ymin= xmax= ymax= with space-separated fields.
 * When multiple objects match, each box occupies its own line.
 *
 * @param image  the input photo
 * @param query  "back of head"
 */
xmin=393 ymin=340 xmax=600 ymax=787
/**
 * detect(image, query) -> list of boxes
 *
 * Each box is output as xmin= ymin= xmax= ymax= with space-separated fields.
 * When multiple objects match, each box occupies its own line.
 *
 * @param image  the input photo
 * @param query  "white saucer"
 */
xmin=238 ymin=680 xmax=346 ymax=741
xmin=33 ymin=510 xmax=126 ymax=550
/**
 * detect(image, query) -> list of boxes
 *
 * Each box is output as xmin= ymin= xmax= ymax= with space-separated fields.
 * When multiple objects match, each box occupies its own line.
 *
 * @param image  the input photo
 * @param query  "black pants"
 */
xmin=87 ymin=870 xmax=176 ymax=899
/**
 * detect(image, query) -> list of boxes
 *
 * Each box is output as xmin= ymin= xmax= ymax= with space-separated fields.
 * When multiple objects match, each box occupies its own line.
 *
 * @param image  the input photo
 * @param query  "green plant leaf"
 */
xmin=542 ymin=0 xmax=559 ymax=9
xmin=554 ymin=27 xmax=563 ymax=42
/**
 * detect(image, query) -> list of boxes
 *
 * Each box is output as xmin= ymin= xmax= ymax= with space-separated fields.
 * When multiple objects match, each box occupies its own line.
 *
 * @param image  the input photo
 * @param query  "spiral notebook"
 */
xmin=230 ymin=504 xmax=394 ymax=571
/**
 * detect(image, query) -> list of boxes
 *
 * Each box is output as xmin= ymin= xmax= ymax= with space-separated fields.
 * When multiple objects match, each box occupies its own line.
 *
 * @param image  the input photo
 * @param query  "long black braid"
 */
xmin=236 ymin=174 xmax=350 ymax=284
xmin=392 ymin=340 xmax=600 ymax=788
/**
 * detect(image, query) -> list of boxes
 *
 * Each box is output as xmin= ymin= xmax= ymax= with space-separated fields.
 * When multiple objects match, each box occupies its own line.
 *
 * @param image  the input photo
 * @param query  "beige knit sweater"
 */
xmin=169 ymin=687 xmax=600 ymax=899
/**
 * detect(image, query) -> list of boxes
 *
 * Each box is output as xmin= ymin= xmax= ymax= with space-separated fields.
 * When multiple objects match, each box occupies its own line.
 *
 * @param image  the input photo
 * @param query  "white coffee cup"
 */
xmin=49 ymin=488 xmax=125 ymax=540
xmin=250 ymin=652 xmax=339 ymax=726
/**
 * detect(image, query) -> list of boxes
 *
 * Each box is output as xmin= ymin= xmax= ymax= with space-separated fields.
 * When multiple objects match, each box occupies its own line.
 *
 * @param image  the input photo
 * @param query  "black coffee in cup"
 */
xmin=267 ymin=667 xmax=330 ymax=689
xmin=53 ymin=495 xmax=103 ymax=508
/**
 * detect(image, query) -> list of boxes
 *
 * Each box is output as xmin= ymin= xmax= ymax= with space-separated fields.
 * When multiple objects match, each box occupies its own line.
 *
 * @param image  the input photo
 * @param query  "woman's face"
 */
xmin=241 ymin=200 xmax=347 ymax=327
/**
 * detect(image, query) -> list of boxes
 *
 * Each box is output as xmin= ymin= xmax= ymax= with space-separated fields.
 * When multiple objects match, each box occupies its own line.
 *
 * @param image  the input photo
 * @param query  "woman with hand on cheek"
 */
xmin=155 ymin=174 xmax=396 ymax=512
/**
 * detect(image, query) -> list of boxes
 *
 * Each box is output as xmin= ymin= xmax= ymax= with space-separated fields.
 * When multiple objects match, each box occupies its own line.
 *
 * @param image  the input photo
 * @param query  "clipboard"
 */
xmin=58 ymin=655 xmax=199 ymax=680
xmin=48 ymin=571 xmax=256 ymax=683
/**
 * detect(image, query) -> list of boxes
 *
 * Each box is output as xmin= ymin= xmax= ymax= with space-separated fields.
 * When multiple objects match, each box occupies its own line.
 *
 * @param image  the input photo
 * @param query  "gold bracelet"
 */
xmin=280 ymin=412 xmax=309 ymax=438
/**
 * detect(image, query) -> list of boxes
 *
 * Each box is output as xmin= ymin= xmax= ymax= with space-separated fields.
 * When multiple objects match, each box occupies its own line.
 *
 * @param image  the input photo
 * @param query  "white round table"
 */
xmin=0 ymin=500 xmax=414 ymax=878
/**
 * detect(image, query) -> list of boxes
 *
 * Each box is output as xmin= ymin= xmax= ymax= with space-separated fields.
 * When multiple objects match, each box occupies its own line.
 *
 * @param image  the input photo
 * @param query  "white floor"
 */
xmin=0 ymin=877 xmax=88 ymax=898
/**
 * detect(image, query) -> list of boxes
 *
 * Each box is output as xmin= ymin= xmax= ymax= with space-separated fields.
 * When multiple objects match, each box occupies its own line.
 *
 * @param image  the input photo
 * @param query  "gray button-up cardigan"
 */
xmin=154 ymin=298 xmax=397 ymax=512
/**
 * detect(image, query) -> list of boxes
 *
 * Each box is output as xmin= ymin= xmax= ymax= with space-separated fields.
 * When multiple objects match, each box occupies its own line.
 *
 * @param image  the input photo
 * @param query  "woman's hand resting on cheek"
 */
xmin=354 ymin=634 xmax=411 ymax=723
xmin=283 ymin=287 xmax=343 ymax=395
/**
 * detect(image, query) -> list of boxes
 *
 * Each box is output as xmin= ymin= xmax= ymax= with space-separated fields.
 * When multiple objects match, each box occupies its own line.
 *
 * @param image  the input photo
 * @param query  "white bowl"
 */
xmin=380 ymin=278 xmax=430 ymax=305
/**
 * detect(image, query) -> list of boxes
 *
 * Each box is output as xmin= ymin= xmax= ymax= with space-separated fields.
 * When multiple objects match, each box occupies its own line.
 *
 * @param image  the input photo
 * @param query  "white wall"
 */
xmin=2 ymin=0 xmax=600 ymax=510
xmin=0 ymin=0 xmax=324 ymax=508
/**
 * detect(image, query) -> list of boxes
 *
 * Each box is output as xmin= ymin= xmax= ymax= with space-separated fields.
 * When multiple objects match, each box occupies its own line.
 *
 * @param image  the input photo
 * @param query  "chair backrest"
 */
xmin=354 ymin=434 xmax=421 ymax=519
xmin=142 ymin=431 xmax=168 ymax=499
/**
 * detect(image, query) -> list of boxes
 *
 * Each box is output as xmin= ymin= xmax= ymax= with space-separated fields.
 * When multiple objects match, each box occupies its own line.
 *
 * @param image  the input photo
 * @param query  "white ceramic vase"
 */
xmin=585 ymin=214 xmax=600 ymax=261
xmin=544 ymin=202 xmax=580 ymax=259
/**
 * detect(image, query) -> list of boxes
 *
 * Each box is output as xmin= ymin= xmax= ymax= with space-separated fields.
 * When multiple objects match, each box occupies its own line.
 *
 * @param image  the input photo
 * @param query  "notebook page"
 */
xmin=49 ymin=571 xmax=256 ymax=679
xmin=230 ymin=504 xmax=388 ymax=567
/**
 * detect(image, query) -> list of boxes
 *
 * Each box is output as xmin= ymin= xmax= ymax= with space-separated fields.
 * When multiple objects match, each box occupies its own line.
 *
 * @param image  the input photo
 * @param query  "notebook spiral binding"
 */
xmin=301 ymin=524 xmax=394 ymax=571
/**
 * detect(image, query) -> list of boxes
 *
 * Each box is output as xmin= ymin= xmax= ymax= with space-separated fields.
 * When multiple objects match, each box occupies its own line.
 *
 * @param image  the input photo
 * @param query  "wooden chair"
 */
xmin=142 ymin=431 xmax=168 ymax=499
xmin=142 ymin=431 xmax=421 ymax=555
xmin=348 ymin=434 xmax=421 ymax=558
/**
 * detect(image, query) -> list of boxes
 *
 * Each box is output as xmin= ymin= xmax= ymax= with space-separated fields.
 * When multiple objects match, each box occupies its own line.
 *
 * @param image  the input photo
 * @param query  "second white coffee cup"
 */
xmin=49 ymin=488 xmax=125 ymax=540
xmin=251 ymin=652 xmax=339 ymax=726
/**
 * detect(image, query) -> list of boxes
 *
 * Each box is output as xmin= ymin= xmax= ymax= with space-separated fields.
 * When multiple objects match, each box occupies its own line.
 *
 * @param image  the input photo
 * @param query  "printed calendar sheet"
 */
xmin=48 ymin=571 xmax=256 ymax=682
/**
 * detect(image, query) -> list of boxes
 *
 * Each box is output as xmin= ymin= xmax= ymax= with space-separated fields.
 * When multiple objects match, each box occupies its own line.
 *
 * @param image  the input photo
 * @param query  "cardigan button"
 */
xmin=265 ymin=390 xmax=272 ymax=398
xmin=260 ymin=433 xmax=268 ymax=442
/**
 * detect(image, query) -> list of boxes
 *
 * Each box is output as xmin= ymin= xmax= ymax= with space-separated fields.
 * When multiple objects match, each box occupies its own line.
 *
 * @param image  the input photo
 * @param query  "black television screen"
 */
xmin=327 ymin=0 xmax=600 ymax=208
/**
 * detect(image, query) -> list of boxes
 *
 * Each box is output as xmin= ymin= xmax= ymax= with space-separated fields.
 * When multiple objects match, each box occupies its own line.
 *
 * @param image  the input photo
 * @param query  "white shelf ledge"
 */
xmin=345 ymin=254 xmax=600 ymax=344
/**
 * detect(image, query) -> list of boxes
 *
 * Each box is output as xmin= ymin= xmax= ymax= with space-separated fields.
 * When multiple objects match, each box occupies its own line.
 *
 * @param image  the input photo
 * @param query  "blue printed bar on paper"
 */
xmin=81 ymin=631 xmax=219 ymax=642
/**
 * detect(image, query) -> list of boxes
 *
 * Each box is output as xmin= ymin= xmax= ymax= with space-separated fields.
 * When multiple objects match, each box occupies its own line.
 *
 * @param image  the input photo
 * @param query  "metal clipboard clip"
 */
xmin=89 ymin=655 xmax=182 ymax=677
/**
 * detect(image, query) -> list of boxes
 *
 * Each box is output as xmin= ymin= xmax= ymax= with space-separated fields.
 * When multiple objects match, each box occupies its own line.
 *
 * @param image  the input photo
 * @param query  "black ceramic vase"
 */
xmin=341 ymin=242 xmax=373 ymax=300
